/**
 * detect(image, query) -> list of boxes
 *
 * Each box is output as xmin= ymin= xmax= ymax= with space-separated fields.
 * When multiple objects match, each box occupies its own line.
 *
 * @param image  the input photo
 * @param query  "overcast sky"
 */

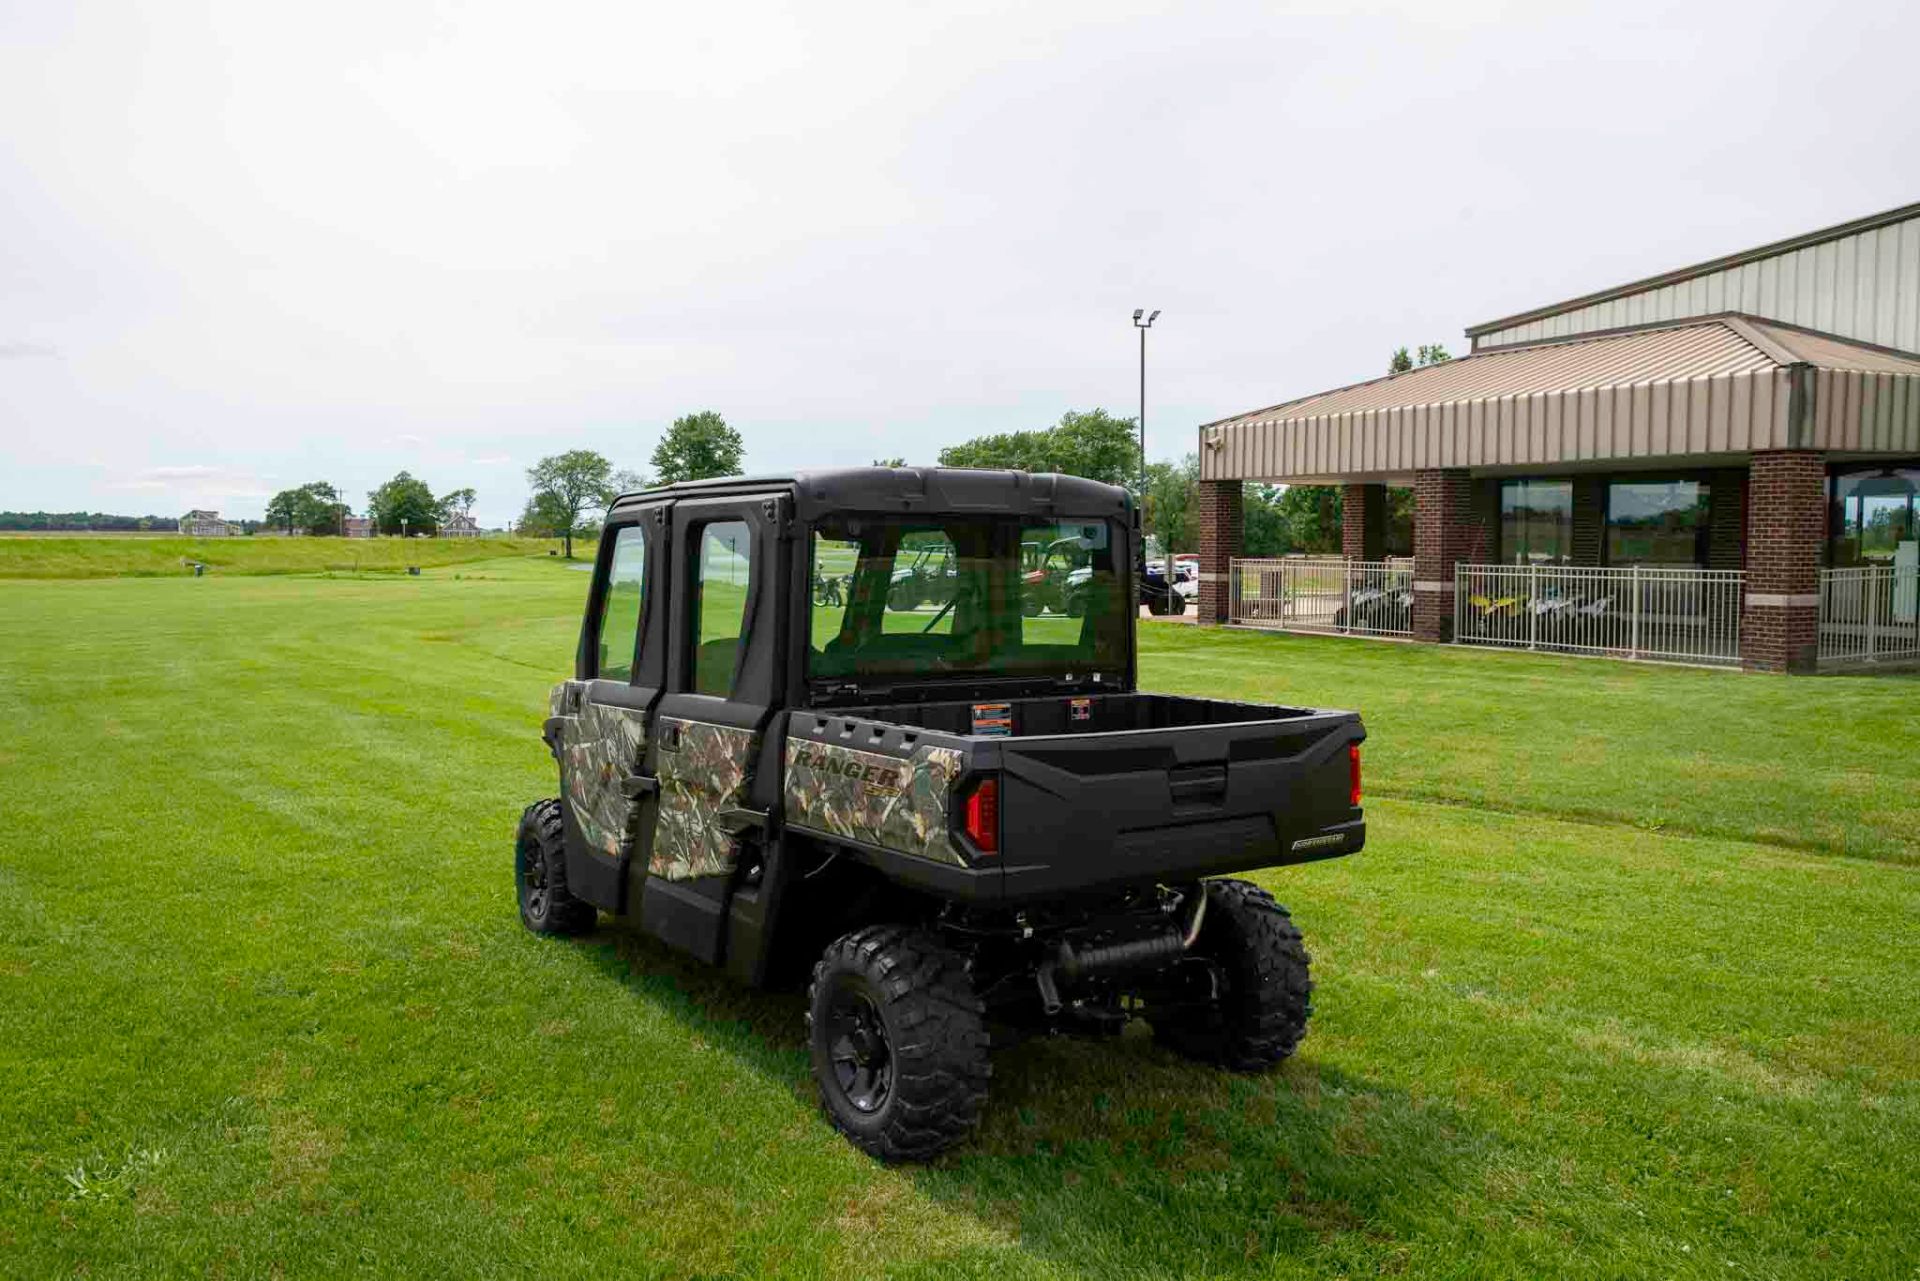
xmin=4 ymin=0 xmax=1918 ymax=527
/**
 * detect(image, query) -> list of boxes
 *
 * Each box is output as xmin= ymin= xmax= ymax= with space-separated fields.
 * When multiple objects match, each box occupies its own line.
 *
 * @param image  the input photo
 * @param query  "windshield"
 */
xmin=808 ymin=514 xmax=1128 ymax=689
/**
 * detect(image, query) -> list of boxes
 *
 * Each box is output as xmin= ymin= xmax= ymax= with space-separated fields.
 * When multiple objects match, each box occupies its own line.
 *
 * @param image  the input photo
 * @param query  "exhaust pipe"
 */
xmin=1036 ymin=888 xmax=1208 ymax=1015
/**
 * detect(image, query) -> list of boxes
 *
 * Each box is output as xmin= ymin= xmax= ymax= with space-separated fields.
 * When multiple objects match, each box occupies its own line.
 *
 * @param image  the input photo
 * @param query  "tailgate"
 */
xmin=994 ymin=710 xmax=1363 ymax=899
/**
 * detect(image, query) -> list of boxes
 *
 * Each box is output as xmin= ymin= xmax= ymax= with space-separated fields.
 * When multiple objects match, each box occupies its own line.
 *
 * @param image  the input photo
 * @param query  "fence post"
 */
xmin=1527 ymin=562 xmax=1539 ymax=650
xmin=1341 ymin=561 xmax=1352 ymax=635
xmin=1867 ymin=567 xmax=1880 ymax=661
xmin=1629 ymin=565 xmax=1642 ymax=660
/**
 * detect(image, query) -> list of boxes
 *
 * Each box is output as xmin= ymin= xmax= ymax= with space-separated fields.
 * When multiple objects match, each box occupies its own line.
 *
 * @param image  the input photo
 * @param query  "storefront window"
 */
xmin=1500 ymin=479 xmax=1572 ymax=564
xmin=1606 ymin=479 xmax=1709 ymax=566
xmin=1830 ymin=465 xmax=1920 ymax=567
xmin=1386 ymin=487 xmax=1414 ymax=557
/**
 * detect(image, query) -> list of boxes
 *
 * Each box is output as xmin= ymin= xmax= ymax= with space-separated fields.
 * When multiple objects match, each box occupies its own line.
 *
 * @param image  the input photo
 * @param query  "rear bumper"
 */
xmin=999 ymin=815 xmax=1361 ymax=901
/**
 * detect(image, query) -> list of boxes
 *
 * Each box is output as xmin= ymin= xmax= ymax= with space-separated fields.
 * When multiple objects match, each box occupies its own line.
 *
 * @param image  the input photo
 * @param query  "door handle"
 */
xmin=715 ymin=806 xmax=768 ymax=835
xmin=620 ymin=774 xmax=660 ymax=801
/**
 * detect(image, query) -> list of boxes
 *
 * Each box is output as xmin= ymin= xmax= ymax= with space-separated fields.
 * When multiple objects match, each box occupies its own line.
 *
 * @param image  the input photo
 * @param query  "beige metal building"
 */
xmin=1196 ymin=201 xmax=1920 ymax=673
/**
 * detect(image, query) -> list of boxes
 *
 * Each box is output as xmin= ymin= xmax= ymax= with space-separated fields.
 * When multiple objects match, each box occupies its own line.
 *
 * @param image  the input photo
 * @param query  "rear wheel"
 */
xmin=514 ymin=799 xmax=596 ymax=936
xmin=807 ymin=926 xmax=990 ymax=1162
xmin=1150 ymin=879 xmax=1311 ymax=1070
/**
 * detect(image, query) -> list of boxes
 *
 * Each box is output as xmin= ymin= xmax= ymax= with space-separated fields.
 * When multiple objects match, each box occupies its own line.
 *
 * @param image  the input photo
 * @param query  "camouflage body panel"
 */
xmin=651 ymin=718 xmax=757 ymax=880
xmin=783 ymin=737 xmax=967 ymax=866
xmin=550 ymin=680 xmax=650 ymax=859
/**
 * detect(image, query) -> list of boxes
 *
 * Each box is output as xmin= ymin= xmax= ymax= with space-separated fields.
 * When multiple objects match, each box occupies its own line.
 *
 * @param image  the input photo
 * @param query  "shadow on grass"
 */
xmin=570 ymin=920 xmax=1499 ymax=1276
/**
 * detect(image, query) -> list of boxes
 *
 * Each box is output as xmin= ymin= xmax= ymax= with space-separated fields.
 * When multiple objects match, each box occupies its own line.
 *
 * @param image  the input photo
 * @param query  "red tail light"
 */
xmin=962 ymin=776 xmax=1000 ymax=855
xmin=1349 ymin=744 xmax=1362 ymax=808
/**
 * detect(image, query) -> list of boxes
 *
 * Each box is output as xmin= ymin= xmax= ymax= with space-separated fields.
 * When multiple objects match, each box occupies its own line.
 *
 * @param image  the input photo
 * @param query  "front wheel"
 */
xmin=1150 ymin=879 xmax=1311 ymax=1070
xmin=807 ymin=926 xmax=991 ymax=1162
xmin=514 ymin=799 xmax=596 ymax=936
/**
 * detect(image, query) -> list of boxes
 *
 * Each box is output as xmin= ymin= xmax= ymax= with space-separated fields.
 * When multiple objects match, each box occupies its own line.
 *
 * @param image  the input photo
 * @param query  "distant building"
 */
xmin=1198 ymin=200 xmax=1920 ymax=674
xmin=342 ymin=515 xmax=374 ymax=539
xmin=178 ymin=509 xmax=233 ymax=537
xmin=440 ymin=512 xmax=481 ymax=538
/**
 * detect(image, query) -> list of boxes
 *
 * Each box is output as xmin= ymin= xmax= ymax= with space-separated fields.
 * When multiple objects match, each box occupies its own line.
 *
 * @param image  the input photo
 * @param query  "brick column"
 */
xmin=1412 ymin=468 xmax=1491 ymax=643
xmin=1740 ymin=451 xmax=1825 ymax=673
xmin=1197 ymin=479 xmax=1243 ymax=624
xmin=1341 ymin=483 xmax=1387 ymax=562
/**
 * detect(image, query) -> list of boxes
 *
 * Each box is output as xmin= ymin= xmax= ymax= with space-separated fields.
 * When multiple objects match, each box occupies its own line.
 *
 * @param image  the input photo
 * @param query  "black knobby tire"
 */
xmin=514 ymin=799 xmax=596 ymax=937
xmin=806 ymin=926 xmax=991 ymax=1162
xmin=1151 ymin=879 xmax=1311 ymax=1071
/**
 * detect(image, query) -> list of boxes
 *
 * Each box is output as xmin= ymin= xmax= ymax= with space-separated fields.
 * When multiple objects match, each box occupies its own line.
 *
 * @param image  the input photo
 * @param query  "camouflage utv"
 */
xmin=518 ymin=468 xmax=1365 ymax=1161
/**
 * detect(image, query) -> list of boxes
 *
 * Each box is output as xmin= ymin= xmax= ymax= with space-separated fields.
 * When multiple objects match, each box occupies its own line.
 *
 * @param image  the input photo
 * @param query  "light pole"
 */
xmin=1133 ymin=308 xmax=1162 ymax=608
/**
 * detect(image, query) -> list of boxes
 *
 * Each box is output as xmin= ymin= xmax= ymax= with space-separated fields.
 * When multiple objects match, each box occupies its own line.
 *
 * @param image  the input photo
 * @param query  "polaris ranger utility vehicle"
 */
xmin=517 ymin=468 xmax=1365 ymax=1161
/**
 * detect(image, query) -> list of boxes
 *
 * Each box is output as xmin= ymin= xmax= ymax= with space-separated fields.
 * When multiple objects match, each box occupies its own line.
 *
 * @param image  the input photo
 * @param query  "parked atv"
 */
xmin=519 ymin=467 xmax=1365 ymax=1161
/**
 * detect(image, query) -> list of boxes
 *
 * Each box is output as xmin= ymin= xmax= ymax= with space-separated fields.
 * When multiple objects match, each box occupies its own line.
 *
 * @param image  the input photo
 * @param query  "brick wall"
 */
xmin=1197 ymin=479 xmax=1243 ymax=624
xmin=1412 ymin=468 xmax=1491 ymax=642
xmin=1341 ymin=483 xmax=1386 ymax=561
xmin=1741 ymin=451 xmax=1824 ymax=672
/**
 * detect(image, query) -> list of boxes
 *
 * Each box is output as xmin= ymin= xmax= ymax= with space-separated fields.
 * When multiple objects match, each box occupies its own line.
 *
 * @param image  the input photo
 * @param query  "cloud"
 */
xmin=470 ymin=455 xmax=512 ymax=466
xmin=0 ymin=341 xmax=58 ymax=360
xmin=103 ymin=464 xmax=274 ymax=504
xmin=388 ymin=433 xmax=425 ymax=447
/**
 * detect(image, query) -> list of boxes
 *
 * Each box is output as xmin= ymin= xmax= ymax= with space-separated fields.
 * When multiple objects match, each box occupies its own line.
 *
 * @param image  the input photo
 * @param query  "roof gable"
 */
xmin=1466 ymin=201 xmax=1920 ymax=354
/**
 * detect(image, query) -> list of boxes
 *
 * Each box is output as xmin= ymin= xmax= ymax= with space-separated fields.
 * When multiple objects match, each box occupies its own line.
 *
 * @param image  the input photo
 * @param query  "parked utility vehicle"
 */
xmin=517 ymin=468 xmax=1365 ymax=1160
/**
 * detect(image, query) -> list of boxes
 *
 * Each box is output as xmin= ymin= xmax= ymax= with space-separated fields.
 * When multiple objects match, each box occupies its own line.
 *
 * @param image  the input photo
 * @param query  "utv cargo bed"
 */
xmin=787 ymin=692 xmax=1363 ymax=901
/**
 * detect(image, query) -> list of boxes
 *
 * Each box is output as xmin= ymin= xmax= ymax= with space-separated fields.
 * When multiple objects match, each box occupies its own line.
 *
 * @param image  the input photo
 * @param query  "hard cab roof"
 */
xmin=607 ymin=466 xmax=1134 ymax=522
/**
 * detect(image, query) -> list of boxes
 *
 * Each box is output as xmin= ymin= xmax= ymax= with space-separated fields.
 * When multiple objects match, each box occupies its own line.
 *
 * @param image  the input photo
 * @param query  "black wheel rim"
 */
xmin=519 ymin=840 xmax=549 ymax=922
xmin=826 ymin=982 xmax=893 ymax=1115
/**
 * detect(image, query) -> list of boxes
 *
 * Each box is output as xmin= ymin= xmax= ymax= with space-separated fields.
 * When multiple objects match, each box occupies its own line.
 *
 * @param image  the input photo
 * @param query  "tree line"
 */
xmin=513 ymin=410 xmax=746 ymax=556
xmin=34 ymin=344 xmax=1443 ymax=553
xmin=0 ymin=511 xmax=192 ymax=532
xmin=931 ymin=407 xmax=1354 ymax=557
xmin=924 ymin=343 xmax=1449 ymax=557
xmin=246 ymin=410 xmax=747 ymax=554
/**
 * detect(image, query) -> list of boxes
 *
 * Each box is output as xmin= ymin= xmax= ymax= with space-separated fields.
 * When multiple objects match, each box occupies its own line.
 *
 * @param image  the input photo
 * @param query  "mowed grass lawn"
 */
xmin=2 ymin=559 xmax=1917 ymax=1279
xmin=0 ymin=534 xmax=567 ymax=578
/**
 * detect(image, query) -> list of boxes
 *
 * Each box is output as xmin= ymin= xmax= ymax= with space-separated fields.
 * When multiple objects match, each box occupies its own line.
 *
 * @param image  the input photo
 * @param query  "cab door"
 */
xmin=638 ymin=494 xmax=786 ymax=962
xmin=552 ymin=508 xmax=668 ymax=912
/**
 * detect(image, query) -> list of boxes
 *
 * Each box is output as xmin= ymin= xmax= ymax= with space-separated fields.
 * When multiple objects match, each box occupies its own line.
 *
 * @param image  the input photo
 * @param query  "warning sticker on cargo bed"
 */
xmin=971 ymin=701 xmax=1013 ymax=736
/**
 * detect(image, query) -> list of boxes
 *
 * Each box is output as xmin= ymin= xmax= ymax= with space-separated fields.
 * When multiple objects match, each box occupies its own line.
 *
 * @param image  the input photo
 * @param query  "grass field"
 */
xmin=2 ymin=558 xmax=1917 ymax=1278
xmin=0 ymin=534 xmax=571 ymax=578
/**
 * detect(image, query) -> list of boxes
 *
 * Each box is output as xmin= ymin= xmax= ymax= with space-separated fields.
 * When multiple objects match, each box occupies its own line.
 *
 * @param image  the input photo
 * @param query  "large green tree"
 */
xmin=937 ymin=408 xmax=1138 ymax=487
xmin=1142 ymin=453 xmax=1199 ymax=558
xmin=1277 ymin=485 xmax=1343 ymax=553
xmin=525 ymin=450 xmax=614 ymax=558
xmin=651 ymin=411 xmax=745 ymax=485
xmin=367 ymin=472 xmax=439 ymax=536
xmin=266 ymin=481 xmax=350 ymax=536
xmin=516 ymin=491 xmax=577 ymax=540
xmin=1243 ymin=484 xmax=1292 ymax=557
xmin=437 ymin=487 xmax=477 ymax=525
